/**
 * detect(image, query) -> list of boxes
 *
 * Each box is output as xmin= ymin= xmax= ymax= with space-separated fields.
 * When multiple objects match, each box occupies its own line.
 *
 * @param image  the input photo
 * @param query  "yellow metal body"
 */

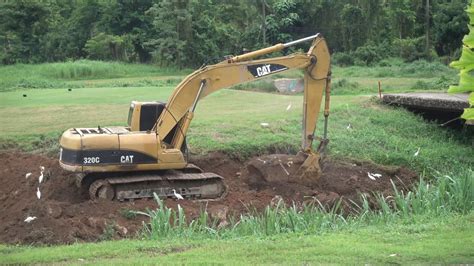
xmin=59 ymin=35 xmax=331 ymax=175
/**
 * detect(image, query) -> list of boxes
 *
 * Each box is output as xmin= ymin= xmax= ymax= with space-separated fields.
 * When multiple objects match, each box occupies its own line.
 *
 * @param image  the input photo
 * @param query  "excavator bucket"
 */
xmin=294 ymin=151 xmax=321 ymax=185
xmin=243 ymin=152 xmax=320 ymax=187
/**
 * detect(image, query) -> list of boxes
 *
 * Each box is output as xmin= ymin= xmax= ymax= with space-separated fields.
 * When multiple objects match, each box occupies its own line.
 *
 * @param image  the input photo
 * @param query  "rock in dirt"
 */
xmin=243 ymin=154 xmax=303 ymax=184
xmin=313 ymin=191 xmax=340 ymax=205
xmin=115 ymin=224 xmax=128 ymax=236
xmin=44 ymin=203 xmax=63 ymax=218
xmin=243 ymin=153 xmax=322 ymax=187
xmin=85 ymin=217 xmax=107 ymax=231
xmin=209 ymin=205 xmax=229 ymax=229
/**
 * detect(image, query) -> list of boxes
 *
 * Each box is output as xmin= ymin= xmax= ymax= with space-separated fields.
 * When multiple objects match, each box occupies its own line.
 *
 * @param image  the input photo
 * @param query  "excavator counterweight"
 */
xmin=59 ymin=34 xmax=331 ymax=200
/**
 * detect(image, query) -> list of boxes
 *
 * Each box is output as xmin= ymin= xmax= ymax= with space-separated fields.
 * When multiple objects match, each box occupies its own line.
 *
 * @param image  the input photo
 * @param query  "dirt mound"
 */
xmin=0 ymin=151 xmax=418 ymax=245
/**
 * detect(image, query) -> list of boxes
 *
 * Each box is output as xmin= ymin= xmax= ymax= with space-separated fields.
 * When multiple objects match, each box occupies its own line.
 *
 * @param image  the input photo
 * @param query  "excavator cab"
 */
xmin=127 ymin=101 xmax=187 ymax=152
xmin=127 ymin=101 xmax=165 ymax=131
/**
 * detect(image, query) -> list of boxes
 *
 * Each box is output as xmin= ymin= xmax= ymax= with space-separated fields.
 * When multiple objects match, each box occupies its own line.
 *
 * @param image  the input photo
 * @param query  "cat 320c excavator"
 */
xmin=58 ymin=33 xmax=331 ymax=201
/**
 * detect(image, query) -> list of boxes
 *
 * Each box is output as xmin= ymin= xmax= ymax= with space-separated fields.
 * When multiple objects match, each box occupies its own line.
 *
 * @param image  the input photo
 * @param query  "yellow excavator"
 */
xmin=59 ymin=33 xmax=331 ymax=201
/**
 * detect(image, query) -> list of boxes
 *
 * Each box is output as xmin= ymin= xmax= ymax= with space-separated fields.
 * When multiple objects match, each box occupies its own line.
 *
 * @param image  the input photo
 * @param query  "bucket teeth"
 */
xmin=295 ymin=151 xmax=321 ymax=185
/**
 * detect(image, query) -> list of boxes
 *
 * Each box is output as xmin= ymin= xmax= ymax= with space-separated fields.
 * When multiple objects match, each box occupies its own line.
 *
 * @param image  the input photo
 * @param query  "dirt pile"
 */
xmin=0 ymin=151 xmax=418 ymax=245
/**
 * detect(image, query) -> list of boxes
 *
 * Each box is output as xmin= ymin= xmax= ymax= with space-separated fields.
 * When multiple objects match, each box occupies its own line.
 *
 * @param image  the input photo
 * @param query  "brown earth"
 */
xmin=0 ymin=151 xmax=418 ymax=245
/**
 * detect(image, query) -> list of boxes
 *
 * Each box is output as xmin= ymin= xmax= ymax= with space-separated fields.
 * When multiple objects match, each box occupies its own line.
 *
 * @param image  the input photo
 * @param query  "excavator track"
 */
xmin=79 ymin=164 xmax=227 ymax=201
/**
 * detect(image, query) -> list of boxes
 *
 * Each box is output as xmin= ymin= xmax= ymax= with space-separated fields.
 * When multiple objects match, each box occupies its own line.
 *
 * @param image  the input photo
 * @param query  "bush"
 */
xmin=333 ymin=43 xmax=391 ymax=66
xmin=399 ymin=60 xmax=453 ymax=77
xmin=377 ymin=57 xmax=404 ymax=67
xmin=331 ymin=78 xmax=361 ymax=94
xmin=392 ymin=37 xmax=427 ymax=62
xmin=410 ymin=75 xmax=457 ymax=91
xmin=332 ymin=52 xmax=354 ymax=66
xmin=85 ymin=33 xmax=133 ymax=61
xmin=353 ymin=45 xmax=383 ymax=66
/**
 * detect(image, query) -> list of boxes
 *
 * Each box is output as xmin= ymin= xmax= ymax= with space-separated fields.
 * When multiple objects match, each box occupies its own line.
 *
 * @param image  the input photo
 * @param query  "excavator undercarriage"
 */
xmin=59 ymin=33 xmax=331 ymax=201
xmin=78 ymin=165 xmax=226 ymax=201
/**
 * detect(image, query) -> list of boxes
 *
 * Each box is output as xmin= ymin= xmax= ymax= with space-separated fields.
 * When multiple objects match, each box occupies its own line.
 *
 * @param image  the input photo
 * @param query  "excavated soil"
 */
xmin=0 ymin=151 xmax=418 ymax=245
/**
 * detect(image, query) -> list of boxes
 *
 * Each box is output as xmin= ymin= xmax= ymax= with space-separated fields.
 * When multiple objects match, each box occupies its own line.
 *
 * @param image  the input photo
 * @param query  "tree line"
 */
xmin=0 ymin=0 xmax=469 ymax=67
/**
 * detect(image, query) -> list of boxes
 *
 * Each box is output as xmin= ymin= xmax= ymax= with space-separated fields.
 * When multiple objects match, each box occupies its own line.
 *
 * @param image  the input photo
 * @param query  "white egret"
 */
xmin=414 ymin=147 xmax=420 ymax=157
xmin=38 ymin=172 xmax=44 ymax=183
xmin=286 ymin=103 xmax=292 ymax=111
xmin=24 ymin=216 xmax=37 ymax=223
xmin=36 ymin=187 xmax=41 ymax=199
xmin=367 ymin=172 xmax=376 ymax=181
xmin=172 ymin=189 xmax=184 ymax=200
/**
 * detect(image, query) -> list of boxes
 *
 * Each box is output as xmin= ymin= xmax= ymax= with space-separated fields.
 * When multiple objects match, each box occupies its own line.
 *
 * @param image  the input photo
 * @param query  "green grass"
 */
xmin=0 ymin=60 xmax=189 ymax=91
xmin=0 ymin=59 xmax=455 ymax=95
xmin=1 ymin=83 xmax=472 ymax=172
xmin=333 ymin=58 xmax=457 ymax=78
xmin=328 ymin=59 xmax=458 ymax=95
xmin=1 ymin=213 xmax=472 ymax=264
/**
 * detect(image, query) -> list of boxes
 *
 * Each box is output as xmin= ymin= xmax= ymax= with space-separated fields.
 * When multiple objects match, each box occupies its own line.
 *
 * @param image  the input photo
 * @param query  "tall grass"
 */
xmin=137 ymin=169 xmax=473 ymax=240
xmin=334 ymin=58 xmax=457 ymax=78
xmin=0 ymin=60 xmax=189 ymax=91
xmin=135 ymin=193 xmax=217 ymax=239
xmin=43 ymin=60 xmax=186 ymax=79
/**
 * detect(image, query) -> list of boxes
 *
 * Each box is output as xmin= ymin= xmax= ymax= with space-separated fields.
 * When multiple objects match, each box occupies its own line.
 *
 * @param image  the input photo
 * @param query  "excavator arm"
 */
xmin=156 ymin=34 xmax=331 ymax=158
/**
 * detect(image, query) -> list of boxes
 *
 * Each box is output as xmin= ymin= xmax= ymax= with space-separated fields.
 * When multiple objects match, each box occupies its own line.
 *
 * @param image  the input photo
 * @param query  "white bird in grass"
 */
xmin=346 ymin=123 xmax=352 ymax=130
xmin=25 ymin=172 xmax=32 ymax=179
xmin=24 ymin=216 xmax=37 ymax=223
xmin=36 ymin=187 xmax=41 ymax=200
xmin=172 ymin=189 xmax=184 ymax=200
xmin=286 ymin=103 xmax=292 ymax=111
xmin=414 ymin=147 xmax=421 ymax=157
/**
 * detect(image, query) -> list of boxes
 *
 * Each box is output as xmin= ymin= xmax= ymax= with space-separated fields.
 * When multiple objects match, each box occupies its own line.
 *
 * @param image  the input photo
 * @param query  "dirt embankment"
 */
xmin=0 ymin=151 xmax=418 ymax=245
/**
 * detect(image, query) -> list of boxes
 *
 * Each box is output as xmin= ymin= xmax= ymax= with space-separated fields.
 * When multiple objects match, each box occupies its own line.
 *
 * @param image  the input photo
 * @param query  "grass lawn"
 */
xmin=0 ymin=85 xmax=471 ymax=172
xmin=1 ymin=214 xmax=472 ymax=264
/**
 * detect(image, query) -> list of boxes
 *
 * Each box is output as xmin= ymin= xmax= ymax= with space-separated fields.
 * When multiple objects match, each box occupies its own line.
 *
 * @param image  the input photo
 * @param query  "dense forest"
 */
xmin=0 ymin=0 xmax=469 ymax=67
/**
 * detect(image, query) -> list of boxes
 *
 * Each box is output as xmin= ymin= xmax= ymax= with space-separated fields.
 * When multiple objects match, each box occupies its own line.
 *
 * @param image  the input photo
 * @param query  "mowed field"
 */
xmin=0 ymin=60 xmax=472 ymax=264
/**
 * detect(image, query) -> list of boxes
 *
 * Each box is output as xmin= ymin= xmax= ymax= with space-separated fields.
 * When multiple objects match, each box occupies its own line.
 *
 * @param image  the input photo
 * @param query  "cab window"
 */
xmin=127 ymin=105 xmax=134 ymax=127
